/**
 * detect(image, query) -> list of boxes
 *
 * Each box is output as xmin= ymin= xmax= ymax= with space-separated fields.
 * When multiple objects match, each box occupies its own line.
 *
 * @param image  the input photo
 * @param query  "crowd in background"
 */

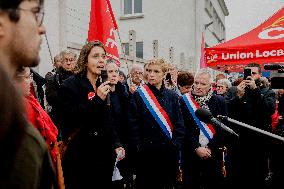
xmin=1 ymin=1 xmax=284 ymax=189
xmin=32 ymin=44 xmax=284 ymax=189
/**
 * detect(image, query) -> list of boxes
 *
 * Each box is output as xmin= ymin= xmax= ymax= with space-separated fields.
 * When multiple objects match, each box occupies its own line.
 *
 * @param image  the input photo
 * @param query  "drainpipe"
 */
xmin=194 ymin=0 xmax=197 ymax=72
xmin=59 ymin=0 xmax=67 ymax=51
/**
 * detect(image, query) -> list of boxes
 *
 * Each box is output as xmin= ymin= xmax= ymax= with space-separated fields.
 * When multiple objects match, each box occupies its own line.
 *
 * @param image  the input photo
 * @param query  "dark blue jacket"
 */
xmin=109 ymin=81 xmax=130 ymax=148
xmin=180 ymin=94 xmax=228 ymax=153
xmin=129 ymin=84 xmax=185 ymax=152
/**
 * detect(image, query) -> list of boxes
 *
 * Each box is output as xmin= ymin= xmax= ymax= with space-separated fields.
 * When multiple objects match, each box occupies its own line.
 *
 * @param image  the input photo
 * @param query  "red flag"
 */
xmin=106 ymin=0 xmax=118 ymax=29
xmin=200 ymin=32 xmax=206 ymax=69
xmin=88 ymin=0 xmax=120 ymax=66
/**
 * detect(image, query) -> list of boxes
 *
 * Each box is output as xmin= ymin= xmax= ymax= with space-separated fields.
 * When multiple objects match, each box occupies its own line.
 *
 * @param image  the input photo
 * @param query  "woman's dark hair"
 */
xmin=0 ymin=64 xmax=26 ymax=164
xmin=177 ymin=71 xmax=194 ymax=87
xmin=0 ymin=0 xmax=44 ymax=22
xmin=74 ymin=40 xmax=106 ymax=76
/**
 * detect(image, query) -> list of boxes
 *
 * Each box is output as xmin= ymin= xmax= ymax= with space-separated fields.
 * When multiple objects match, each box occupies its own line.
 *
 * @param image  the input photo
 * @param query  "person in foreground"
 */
xmin=0 ymin=64 xmax=55 ymax=189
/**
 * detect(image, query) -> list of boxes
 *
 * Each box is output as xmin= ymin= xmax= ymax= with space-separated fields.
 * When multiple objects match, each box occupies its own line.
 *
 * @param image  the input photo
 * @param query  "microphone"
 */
xmin=217 ymin=115 xmax=284 ymax=142
xmin=106 ymin=93 xmax=111 ymax=106
xmin=264 ymin=64 xmax=284 ymax=70
xmin=195 ymin=108 xmax=239 ymax=137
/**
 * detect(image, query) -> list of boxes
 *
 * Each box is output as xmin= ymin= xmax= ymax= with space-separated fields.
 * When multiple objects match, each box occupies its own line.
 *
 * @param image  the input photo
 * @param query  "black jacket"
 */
xmin=225 ymin=86 xmax=276 ymax=135
xmin=58 ymin=74 xmax=121 ymax=147
xmin=128 ymin=84 xmax=185 ymax=187
xmin=109 ymin=82 xmax=130 ymax=147
xmin=58 ymin=74 xmax=122 ymax=188
xmin=30 ymin=69 xmax=46 ymax=109
xmin=129 ymin=84 xmax=185 ymax=152
xmin=180 ymin=94 xmax=228 ymax=153
xmin=46 ymin=67 xmax=73 ymax=108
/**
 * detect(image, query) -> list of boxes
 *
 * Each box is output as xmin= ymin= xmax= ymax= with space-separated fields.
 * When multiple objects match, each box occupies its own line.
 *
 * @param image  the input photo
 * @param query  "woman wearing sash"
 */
xmin=129 ymin=58 xmax=185 ymax=189
xmin=179 ymin=69 xmax=227 ymax=189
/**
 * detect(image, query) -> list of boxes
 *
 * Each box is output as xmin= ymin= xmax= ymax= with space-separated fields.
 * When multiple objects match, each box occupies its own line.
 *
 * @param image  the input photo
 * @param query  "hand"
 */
xmin=115 ymin=147 xmax=125 ymax=161
xmin=164 ymin=79 xmax=170 ymax=87
xmin=244 ymin=76 xmax=257 ymax=90
xmin=195 ymin=146 xmax=211 ymax=160
xmin=237 ymin=81 xmax=246 ymax=98
xmin=97 ymin=81 xmax=111 ymax=101
xmin=129 ymin=84 xmax=138 ymax=94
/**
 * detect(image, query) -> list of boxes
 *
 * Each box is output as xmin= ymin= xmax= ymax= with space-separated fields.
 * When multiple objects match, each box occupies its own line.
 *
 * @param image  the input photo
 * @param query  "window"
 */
xmin=134 ymin=0 xmax=142 ymax=13
xmin=122 ymin=42 xmax=143 ymax=59
xmin=124 ymin=0 xmax=132 ymax=14
xmin=136 ymin=42 xmax=143 ymax=58
xmin=122 ymin=43 xmax=129 ymax=55
xmin=123 ymin=0 xmax=142 ymax=15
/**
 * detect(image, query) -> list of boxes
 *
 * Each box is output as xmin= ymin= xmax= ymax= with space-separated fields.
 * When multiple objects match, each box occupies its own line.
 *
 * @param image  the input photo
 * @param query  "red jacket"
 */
xmin=26 ymin=94 xmax=58 ymax=164
xmin=271 ymin=102 xmax=280 ymax=131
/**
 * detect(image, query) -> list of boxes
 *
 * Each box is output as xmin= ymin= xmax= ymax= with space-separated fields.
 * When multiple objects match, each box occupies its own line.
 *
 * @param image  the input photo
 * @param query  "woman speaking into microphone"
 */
xmin=58 ymin=40 xmax=125 ymax=189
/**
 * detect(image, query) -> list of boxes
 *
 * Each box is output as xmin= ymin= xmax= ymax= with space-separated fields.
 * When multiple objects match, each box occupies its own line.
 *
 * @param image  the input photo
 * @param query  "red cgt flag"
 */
xmin=88 ymin=0 xmax=120 ymax=66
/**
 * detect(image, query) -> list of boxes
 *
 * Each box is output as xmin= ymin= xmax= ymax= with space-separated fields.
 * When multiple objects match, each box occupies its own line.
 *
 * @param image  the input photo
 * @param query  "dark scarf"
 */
xmin=192 ymin=90 xmax=213 ymax=110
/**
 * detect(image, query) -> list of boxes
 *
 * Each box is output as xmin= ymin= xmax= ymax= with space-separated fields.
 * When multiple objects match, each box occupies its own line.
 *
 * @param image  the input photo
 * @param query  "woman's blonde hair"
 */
xmin=74 ymin=40 xmax=106 ymax=75
xmin=147 ymin=58 xmax=169 ymax=73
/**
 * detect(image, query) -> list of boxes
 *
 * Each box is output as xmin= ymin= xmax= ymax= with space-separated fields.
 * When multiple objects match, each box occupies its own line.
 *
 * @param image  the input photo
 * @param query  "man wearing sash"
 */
xmin=129 ymin=59 xmax=185 ymax=189
xmin=180 ymin=69 xmax=227 ymax=189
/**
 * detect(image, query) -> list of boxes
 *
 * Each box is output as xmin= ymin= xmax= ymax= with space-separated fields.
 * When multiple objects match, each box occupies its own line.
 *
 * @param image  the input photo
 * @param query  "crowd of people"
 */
xmin=1 ymin=1 xmax=284 ymax=189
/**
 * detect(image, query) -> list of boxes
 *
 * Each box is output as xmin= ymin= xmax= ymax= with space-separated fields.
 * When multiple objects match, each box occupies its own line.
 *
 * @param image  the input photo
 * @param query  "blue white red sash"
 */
xmin=137 ymin=85 xmax=173 ymax=139
xmin=182 ymin=93 xmax=215 ymax=145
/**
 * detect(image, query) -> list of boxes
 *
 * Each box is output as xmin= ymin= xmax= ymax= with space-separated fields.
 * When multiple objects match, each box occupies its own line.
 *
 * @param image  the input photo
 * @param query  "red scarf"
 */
xmin=26 ymin=94 xmax=58 ymax=165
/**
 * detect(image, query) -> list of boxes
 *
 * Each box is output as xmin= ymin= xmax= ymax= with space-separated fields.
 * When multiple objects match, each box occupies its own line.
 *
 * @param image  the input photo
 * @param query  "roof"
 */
xmin=205 ymin=6 xmax=284 ymax=72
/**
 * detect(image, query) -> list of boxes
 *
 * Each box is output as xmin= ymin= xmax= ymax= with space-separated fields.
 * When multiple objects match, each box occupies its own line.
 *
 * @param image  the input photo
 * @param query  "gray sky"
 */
xmin=224 ymin=0 xmax=284 ymax=40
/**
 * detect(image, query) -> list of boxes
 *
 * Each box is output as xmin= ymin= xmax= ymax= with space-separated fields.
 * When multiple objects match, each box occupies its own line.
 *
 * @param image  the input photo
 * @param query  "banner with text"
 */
xmin=205 ymin=6 xmax=284 ymax=72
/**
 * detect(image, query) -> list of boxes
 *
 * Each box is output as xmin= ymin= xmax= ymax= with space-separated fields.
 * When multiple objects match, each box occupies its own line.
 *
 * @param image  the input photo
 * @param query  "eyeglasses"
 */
xmin=64 ymin=58 xmax=75 ymax=62
xmin=16 ymin=7 xmax=44 ymax=26
xmin=132 ymin=71 xmax=143 ymax=75
xmin=217 ymin=85 xmax=227 ymax=89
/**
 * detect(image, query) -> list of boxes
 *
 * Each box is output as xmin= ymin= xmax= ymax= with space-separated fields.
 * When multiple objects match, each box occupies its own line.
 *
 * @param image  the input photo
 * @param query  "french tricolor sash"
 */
xmin=182 ymin=93 xmax=215 ymax=146
xmin=137 ymin=85 xmax=173 ymax=139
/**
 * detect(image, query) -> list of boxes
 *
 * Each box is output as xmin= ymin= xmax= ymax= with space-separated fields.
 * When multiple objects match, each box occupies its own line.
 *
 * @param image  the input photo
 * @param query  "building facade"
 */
xmin=38 ymin=0 xmax=228 ymax=77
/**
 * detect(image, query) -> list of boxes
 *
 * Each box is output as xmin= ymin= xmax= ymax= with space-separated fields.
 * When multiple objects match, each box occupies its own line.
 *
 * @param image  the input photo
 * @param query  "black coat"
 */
xmin=179 ymin=93 xmax=228 ymax=189
xmin=109 ymin=82 xmax=130 ymax=147
xmin=45 ymin=67 xmax=73 ymax=130
xmin=58 ymin=74 xmax=121 ymax=189
xmin=225 ymin=86 xmax=276 ymax=133
xmin=129 ymin=84 xmax=185 ymax=151
xmin=109 ymin=82 xmax=134 ymax=180
xmin=225 ymin=86 xmax=276 ymax=188
xmin=30 ymin=69 xmax=46 ymax=109
xmin=128 ymin=84 xmax=185 ymax=188
xmin=180 ymin=94 xmax=228 ymax=153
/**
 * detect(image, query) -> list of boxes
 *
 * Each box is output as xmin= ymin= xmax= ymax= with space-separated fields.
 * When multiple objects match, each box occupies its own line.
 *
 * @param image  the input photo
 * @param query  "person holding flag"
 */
xmin=179 ymin=69 xmax=228 ymax=189
xmin=129 ymin=58 xmax=185 ymax=189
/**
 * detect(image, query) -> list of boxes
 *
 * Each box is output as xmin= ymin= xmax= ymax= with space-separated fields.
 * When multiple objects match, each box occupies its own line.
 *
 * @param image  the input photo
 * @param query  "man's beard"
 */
xmin=10 ymin=47 xmax=40 ymax=69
